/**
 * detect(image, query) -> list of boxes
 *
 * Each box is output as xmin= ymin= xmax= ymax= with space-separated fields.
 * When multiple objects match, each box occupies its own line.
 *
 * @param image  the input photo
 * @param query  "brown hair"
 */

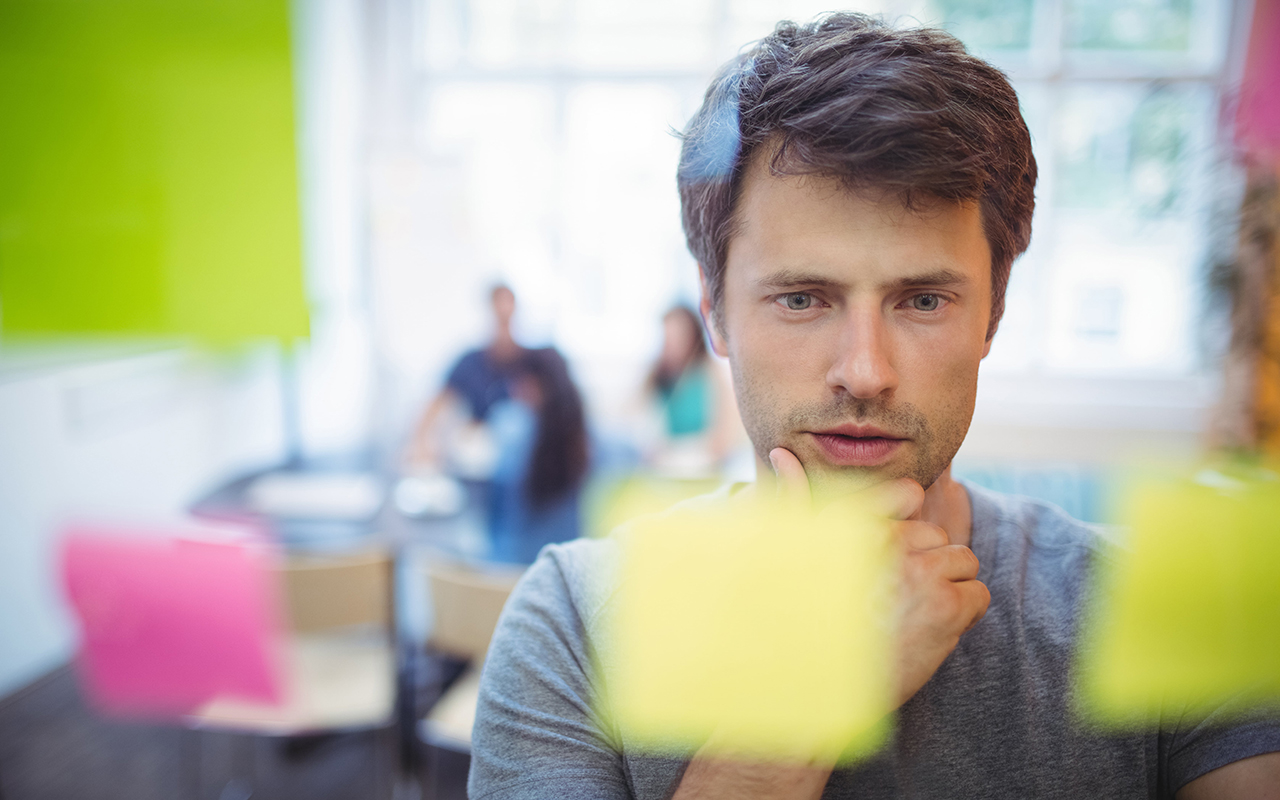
xmin=516 ymin=347 xmax=588 ymax=509
xmin=678 ymin=13 xmax=1037 ymax=339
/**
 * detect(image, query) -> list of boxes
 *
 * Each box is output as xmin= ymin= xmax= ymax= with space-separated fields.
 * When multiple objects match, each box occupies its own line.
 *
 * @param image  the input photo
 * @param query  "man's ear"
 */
xmin=698 ymin=264 xmax=729 ymax=358
xmin=981 ymin=323 xmax=998 ymax=359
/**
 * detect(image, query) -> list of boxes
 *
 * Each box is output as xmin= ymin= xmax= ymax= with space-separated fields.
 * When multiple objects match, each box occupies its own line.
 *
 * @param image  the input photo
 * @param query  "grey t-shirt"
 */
xmin=469 ymin=483 xmax=1280 ymax=799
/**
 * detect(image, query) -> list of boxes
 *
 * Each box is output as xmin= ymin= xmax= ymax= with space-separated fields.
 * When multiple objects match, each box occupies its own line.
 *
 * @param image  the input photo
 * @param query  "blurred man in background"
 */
xmin=406 ymin=283 xmax=526 ymax=473
xmin=468 ymin=13 xmax=1280 ymax=800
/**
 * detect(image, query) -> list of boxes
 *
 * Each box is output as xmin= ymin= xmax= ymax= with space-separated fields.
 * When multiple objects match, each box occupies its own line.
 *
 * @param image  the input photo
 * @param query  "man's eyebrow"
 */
xmin=756 ymin=268 xmax=970 ymax=291
xmin=756 ymin=270 xmax=848 ymax=290
xmin=886 ymin=268 xmax=970 ymax=291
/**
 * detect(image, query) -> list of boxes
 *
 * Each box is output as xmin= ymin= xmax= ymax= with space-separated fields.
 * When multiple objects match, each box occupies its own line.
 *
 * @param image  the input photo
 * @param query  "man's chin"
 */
xmin=802 ymin=457 xmax=947 ymax=501
xmin=804 ymin=463 xmax=896 ymax=499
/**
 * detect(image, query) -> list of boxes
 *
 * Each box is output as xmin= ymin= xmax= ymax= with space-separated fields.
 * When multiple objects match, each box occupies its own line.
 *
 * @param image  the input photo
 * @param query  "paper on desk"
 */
xmin=61 ymin=524 xmax=285 ymax=718
xmin=247 ymin=472 xmax=384 ymax=521
xmin=600 ymin=495 xmax=896 ymax=764
xmin=1075 ymin=466 xmax=1280 ymax=725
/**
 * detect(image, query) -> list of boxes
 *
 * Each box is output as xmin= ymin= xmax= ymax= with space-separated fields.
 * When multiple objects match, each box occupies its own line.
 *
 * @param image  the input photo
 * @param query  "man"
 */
xmin=406 ymin=283 xmax=526 ymax=468
xmin=468 ymin=14 xmax=1280 ymax=799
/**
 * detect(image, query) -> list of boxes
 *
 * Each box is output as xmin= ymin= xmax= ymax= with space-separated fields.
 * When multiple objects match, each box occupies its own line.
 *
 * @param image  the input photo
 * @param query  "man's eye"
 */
xmin=779 ymin=293 xmax=813 ymax=311
xmin=910 ymin=294 xmax=942 ymax=311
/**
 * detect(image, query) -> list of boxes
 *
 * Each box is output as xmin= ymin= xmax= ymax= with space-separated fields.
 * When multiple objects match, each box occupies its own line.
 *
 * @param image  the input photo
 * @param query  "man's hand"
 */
xmin=671 ymin=448 xmax=989 ymax=799
xmin=769 ymin=447 xmax=990 ymax=707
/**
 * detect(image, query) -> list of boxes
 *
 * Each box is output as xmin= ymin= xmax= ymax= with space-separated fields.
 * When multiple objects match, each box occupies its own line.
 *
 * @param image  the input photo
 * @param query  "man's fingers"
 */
xmin=895 ymin=520 xmax=950 ymax=552
xmin=907 ymin=544 xmax=981 ymax=582
xmin=769 ymin=447 xmax=811 ymax=507
xmin=955 ymin=579 xmax=991 ymax=632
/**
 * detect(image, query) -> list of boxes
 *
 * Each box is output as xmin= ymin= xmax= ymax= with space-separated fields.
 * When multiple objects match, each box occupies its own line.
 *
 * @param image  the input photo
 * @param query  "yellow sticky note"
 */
xmin=585 ymin=476 xmax=723 ymax=539
xmin=1076 ymin=467 xmax=1280 ymax=724
xmin=600 ymin=496 xmax=896 ymax=763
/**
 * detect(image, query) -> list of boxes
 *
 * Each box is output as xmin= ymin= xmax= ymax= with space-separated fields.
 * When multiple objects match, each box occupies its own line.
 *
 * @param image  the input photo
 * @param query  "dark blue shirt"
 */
xmin=446 ymin=348 xmax=522 ymax=421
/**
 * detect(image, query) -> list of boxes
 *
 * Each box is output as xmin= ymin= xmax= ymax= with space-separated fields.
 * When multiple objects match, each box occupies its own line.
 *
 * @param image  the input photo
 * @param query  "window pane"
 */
xmin=1055 ymin=84 xmax=1203 ymax=218
xmin=725 ymin=0 xmax=896 ymax=62
xmin=1065 ymin=0 xmax=1192 ymax=51
xmin=420 ymin=0 xmax=572 ymax=71
xmin=1039 ymin=83 xmax=1213 ymax=374
xmin=1040 ymin=217 xmax=1198 ymax=374
xmin=924 ymin=0 xmax=1035 ymax=51
xmin=558 ymin=83 xmax=692 ymax=357
xmin=466 ymin=0 xmax=568 ymax=69
xmin=567 ymin=0 xmax=717 ymax=70
xmin=417 ymin=82 xmax=560 ymax=335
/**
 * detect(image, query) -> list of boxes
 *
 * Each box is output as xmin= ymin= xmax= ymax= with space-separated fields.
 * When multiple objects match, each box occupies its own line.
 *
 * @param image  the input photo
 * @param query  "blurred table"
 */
xmin=187 ymin=460 xmax=491 ymax=792
xmin=189 ymin=464 xmax=486 ymax=553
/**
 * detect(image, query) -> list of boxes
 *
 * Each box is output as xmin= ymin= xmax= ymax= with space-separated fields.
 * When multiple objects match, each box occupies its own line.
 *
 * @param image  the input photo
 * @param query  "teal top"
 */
xmin=661 ymin=365 xmax=711 ymax=437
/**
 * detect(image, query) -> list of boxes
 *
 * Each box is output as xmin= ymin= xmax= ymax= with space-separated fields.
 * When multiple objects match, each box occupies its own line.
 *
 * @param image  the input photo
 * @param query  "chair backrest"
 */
xmin=279 ymin=550 xmax=393 ymax=634
xmin=424 ymin=562 xmax=525 ymax=661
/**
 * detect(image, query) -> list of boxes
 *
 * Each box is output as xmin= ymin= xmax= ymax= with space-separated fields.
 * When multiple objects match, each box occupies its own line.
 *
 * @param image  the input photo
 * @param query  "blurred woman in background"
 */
xmin=486 ymin=347 xmax=589 ymax=564
xmin=641 ymin=305 xmax=742 ymax=478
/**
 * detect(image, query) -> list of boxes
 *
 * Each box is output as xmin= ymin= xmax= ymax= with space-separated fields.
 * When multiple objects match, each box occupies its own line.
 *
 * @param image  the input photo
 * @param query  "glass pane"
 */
xmin=1039 ymin=217 xmax=1198 ymax=374
xmin=1065 ymin=0 xmax=1192 ymax=51
xmin=725 ymin=0 xmax=897 ymax=63
xmin=557 ymin=83 xmax=691 ymax=357
xmin=924 ymin=0 xmax=1035 ymax=51
xmin=566 ymin=0 xmax=717 ymax=71
xmin=465 ymin=0 xmax=569 ymax=69
xmin=417 ymin=82 xmax=561 ymax=333
xmin=1054 ymin=84 xmax=1201 ymax=218
xmin=981 ymin=84 xmax=1051 ymax=374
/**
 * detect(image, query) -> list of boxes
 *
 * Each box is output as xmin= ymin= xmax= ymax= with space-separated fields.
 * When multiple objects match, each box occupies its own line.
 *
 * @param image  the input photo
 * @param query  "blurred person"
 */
xmin=640 ymin=305 xmax=742 ymax=477
xmin=406 ymin=283 xmax=526 ymax=473
xmin=486 ymin=347 xmax=589 ymax=564
xmin=469 ymin=13 xmax=1280 ymax=800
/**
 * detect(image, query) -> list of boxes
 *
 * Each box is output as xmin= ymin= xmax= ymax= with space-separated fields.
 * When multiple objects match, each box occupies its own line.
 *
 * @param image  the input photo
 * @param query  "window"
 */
xmin=386 ymin=0 xmax=1247 ymax=421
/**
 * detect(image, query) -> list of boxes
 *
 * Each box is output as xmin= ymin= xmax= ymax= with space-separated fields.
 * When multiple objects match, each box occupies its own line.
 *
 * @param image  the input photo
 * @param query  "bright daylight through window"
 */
xmin=403 ymin=0 xmax=1239 ymax=385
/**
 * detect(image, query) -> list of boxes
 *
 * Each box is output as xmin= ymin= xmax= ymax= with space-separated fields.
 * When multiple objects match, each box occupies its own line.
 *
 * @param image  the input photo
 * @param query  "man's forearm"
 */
xmin=670 ymin=755 xmax=832 ymax=800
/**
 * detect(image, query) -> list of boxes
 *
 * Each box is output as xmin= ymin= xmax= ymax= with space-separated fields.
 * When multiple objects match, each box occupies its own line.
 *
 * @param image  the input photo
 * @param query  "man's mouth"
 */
xmin=807 ymin=425 xmax=906 ymax=467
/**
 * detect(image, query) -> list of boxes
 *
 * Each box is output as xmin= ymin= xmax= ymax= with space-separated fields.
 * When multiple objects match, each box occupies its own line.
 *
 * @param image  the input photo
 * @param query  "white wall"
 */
xmin=0 ymin=344 xmax=288 ymax=698
xmin=0 ymin=0 xmax=375 ymax=698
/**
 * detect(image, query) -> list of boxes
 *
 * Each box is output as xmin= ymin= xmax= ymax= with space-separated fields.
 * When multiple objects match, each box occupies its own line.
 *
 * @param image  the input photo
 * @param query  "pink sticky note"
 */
xmin=1236 ymin=0 xmax=1280 ymax=160
xmin=60 ymin=523 xmax=285 ymax=719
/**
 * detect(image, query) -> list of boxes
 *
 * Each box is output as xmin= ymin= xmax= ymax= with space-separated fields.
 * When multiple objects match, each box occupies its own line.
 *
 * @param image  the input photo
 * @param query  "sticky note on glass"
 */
xmin=0 ymin=0 xmax=308 ymax=343
xmin=1076 ymin=468 xmax=1280 ymax=724
xmin=600 ymin=496 xmax=896 ymax=763
xmin=61 ymin=524 xmax=285 ymax=719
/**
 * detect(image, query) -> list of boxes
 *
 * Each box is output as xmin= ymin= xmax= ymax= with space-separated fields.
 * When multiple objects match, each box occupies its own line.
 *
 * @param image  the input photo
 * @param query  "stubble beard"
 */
xmin=731 ymin=362 xmax=975 ymax=499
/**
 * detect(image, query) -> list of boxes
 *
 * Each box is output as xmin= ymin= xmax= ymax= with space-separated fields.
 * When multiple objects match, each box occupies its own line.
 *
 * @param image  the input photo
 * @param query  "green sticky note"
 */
xmin=0 ymin=0 xmax=308 ymax=343
xmin=600 ymin=495 xmax=896 ymax=764
xmin=1077 ymin=467 xmax=1280 ymax=725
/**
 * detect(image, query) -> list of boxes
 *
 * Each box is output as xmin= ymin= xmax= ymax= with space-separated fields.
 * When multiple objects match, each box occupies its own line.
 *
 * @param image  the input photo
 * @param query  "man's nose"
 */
xmin=825 ymin=310 xmax=899 ymax=399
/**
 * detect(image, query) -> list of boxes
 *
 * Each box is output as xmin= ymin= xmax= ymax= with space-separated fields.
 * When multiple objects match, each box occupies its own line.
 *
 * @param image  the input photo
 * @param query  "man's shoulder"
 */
xmin=449 ymin=347 xmax=489 ymax=372
xmin=515 ymin=484 xmax=744 ymax=630
xmin=965 ymin=480 xmax=1117 ymax=555
xmin=515 ymin=536 xmax=621 ymax=633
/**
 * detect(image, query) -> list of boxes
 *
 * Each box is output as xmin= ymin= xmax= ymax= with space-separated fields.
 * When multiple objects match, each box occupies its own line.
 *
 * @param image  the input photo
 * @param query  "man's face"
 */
xmin=705 ymin=161 xmax=993 ymax=497
xmin=492 ymin=287 xmax=516 ymax=326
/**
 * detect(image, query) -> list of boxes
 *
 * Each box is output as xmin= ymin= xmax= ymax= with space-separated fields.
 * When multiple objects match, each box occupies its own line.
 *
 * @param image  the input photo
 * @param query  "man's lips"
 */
xmin=812 ymin=424 xmax=901 ymax=439
xmin=807 ymin=426 xmax=906 ymax=467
